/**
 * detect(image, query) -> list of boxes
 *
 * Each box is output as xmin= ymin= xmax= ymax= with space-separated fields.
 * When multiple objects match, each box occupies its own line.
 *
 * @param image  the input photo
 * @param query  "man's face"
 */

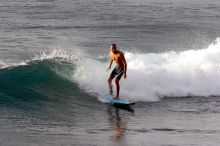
xmin=111 ymin=45 xmax=116 ymax=53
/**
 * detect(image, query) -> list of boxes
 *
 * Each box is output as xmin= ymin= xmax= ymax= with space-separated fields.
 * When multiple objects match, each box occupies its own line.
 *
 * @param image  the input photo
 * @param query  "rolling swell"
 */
xmin=0 ymin=59 xmax=98 ymax=113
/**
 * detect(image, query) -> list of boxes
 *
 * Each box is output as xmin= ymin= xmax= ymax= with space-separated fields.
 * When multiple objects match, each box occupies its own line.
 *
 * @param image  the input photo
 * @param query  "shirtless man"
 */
xmin=107 ymin=44 xmax=127 ymax=100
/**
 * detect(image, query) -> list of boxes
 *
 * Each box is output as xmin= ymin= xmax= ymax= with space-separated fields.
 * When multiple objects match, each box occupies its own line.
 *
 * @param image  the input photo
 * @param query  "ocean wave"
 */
xmin=1 ymin=38 xmax=220 ymax=103
xmin=0 ymin=59 xmax=88 ymax=110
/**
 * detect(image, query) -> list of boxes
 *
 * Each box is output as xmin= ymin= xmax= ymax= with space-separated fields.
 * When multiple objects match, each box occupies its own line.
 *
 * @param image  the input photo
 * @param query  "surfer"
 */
xmin=107 ymin=43 xmax=127 ymax=100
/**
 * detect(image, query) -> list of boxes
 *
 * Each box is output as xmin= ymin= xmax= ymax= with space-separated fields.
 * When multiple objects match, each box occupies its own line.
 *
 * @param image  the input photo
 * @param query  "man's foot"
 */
xmin=113 ymin=96 xmax=119 ymax=100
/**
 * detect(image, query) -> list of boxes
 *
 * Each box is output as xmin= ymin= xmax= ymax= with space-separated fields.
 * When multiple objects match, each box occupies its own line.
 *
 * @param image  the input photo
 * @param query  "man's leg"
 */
xmin=108 ymin=77 xmax=113 ymax=95
xmin=114 ymin=78 xmax=120 ymax=100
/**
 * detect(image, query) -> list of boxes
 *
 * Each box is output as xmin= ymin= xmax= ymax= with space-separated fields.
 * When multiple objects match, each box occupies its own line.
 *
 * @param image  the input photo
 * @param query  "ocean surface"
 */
xmin=1 ymin=0 xmax=220 ymax=145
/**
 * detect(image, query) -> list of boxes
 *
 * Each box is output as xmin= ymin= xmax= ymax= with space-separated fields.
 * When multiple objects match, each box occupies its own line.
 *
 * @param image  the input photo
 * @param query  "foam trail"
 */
xmin=71 ymin=38 xmax=220 ymax=102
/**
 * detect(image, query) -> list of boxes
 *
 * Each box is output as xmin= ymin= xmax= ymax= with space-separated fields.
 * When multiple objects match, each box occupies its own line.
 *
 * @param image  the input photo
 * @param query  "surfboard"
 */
xmin=106 ymin=96 xmax=135 ymax=106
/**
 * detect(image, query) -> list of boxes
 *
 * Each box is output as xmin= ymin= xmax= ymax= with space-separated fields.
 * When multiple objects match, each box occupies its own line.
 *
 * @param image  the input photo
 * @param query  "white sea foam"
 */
xmin=0 ymin=59 xmax=28 ymax=69
xmin=0 ymin=61 xmax=7 ymax=68
xmin=72 ymin=38 xmax=220 ymax=102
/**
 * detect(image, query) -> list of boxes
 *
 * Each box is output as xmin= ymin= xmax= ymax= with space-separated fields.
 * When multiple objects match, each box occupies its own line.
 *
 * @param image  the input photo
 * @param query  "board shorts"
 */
xmin=110 ymin=66 xmax=124 ymax=80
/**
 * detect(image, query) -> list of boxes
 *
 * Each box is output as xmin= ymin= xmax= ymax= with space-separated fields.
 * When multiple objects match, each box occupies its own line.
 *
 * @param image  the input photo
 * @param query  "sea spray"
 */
xmin=72 ymin=38 xmax=220 ymax=102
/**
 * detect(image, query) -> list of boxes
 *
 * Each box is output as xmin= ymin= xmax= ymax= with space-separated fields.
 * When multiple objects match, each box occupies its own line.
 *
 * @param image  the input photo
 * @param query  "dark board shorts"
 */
xmin=110 ymin=66 xmax=124 ymax=80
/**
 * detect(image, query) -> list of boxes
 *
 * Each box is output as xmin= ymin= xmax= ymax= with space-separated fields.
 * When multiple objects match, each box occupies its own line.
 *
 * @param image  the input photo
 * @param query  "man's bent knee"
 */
xmin=115 ymin=78 xmax=120 ymax=84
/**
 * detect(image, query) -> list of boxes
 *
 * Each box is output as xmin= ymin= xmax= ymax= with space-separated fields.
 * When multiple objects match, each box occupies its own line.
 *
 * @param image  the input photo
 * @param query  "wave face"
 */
xmin=1 ymin=38 xmax=220 ymax=104
xmin=0 ymin=58 xmax=88 ymax=112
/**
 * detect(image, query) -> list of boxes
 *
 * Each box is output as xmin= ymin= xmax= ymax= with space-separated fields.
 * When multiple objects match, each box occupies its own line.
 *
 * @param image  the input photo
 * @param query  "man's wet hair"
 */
xmin=112 ymin=43 xmax=117 ymax=49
